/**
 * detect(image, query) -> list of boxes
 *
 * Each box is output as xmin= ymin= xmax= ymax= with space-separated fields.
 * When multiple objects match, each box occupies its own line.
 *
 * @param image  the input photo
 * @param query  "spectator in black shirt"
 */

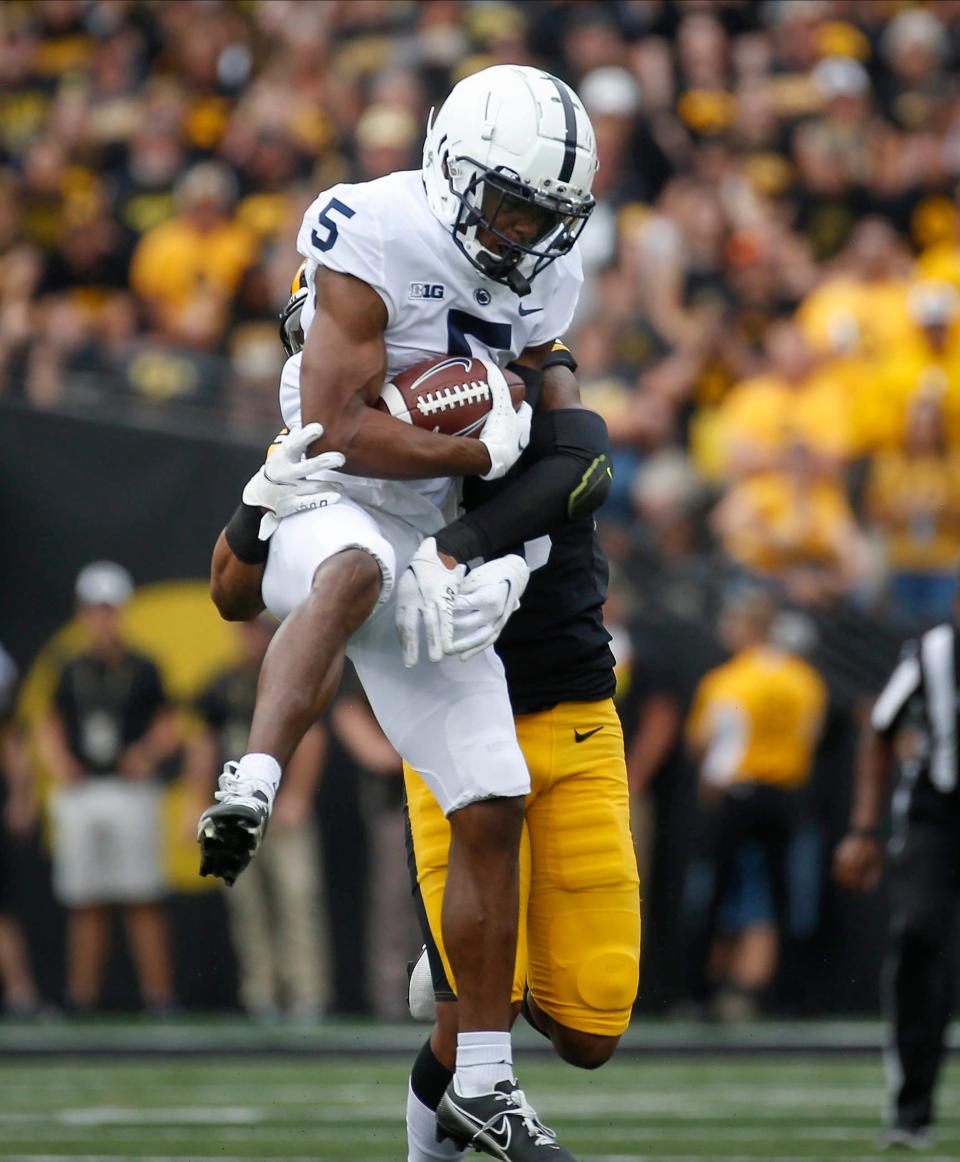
xmin=37 ymin=562 xmax=178 ymax=1014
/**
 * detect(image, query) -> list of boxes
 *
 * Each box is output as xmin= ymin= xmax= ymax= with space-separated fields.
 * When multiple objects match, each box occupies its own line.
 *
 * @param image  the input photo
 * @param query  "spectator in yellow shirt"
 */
xmin=797 ymin=217 xmax=913 ymax=361
xmin=718 ymin=319 xmax=852 ymax=480
xmin=866 ymin=389 xmax=960 ymax=623
xmin=712 ymin=440 xmax=868 ymax=608
xmin=856 ymin=282 xmax=960 ymax=454
xmin=129 ymin=162 xmax=258 ymax=350
xmin=682 ymin=588 xmax=827 ymax=1013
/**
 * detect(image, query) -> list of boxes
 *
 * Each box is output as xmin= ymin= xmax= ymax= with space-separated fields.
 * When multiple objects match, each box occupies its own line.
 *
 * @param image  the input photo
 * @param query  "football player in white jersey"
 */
xmin=197 ymin=65 xmax=597 ymax=1160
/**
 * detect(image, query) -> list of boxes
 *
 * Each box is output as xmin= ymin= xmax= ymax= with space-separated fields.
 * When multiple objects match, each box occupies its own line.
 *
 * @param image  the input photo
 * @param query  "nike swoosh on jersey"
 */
xmin=518 ymin=304 xmax=543 ymax=316
xmin=574 ymin=726 xmax=603 ymax=743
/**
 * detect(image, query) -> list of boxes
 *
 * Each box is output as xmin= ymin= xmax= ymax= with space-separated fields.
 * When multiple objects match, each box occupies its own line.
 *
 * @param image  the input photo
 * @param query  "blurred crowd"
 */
xmin=3 ymin=0 xmax=960 ymax=625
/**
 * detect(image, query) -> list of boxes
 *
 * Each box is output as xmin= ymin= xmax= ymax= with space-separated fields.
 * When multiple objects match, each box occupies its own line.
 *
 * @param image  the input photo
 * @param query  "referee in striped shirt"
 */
xmin=834 ymin=613 xmax=960 ymax=1151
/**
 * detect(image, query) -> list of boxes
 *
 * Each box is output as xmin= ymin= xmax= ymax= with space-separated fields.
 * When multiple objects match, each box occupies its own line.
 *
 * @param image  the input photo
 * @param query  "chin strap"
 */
xmin=475 ymin=251 xmax=532 ymax=297
xmin=506 ymin=267 xmax=531 ymax=297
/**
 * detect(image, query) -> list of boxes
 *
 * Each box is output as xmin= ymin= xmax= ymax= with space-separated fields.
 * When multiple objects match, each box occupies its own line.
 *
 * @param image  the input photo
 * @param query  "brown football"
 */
xmin=376 ymin=356 xmax=525 ymax=438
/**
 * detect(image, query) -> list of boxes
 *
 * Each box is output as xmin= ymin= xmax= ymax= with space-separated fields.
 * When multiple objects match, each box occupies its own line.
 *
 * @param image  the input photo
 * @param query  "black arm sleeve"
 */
xmin=224 ymin=503 xmax=270 ymax=565
xmin=435 ymin=408 xmax=612 ymax=564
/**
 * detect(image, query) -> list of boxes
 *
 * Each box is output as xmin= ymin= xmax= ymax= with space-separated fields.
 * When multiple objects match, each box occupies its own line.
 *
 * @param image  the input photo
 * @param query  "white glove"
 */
xmin=396 ymin=537 xmax=467 ymax=667
xmin=242 ymin=423 xmax=346 ymax=539
xmin=448 ymin=554 xmax=530 ymax=661
xmin=477 ymin=359 xmax=532 ymax=481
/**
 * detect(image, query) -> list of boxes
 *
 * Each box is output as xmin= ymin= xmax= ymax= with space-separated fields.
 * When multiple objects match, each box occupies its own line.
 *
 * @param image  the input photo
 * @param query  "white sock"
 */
xmin=235 ymin=753 xmax=281 ymax=807
xmin=406 ymin=1083 xmax=466 ymax=1162
xmin=453 ymin=1031 xmax=513 ymax=1097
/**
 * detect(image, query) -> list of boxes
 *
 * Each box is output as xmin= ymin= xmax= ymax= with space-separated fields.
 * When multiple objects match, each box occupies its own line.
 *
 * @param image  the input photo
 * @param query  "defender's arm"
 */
xmin=434 ymin=351 xmax=613 ymax=565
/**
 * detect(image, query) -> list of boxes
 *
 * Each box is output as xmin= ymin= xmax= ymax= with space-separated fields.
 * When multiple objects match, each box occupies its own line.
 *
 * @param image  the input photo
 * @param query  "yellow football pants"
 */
xmin=404 ymin=698 xmax=641 ymax=1036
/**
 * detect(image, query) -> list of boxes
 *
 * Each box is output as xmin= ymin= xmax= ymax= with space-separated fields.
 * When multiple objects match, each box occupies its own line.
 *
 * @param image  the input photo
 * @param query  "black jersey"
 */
xmin=492 ymin=517 xmax=615 ymax=714
xmin=53 ymin=650 xmax=167 ymax=776
xmin=872 ymin=622 xmax=960 ymax=830
xmin=461 ymin=342 xmax=616 ymax=715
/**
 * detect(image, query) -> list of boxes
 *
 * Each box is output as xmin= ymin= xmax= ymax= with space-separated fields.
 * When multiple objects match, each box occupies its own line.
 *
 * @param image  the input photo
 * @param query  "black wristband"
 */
xmin=224 ymin=503 xmax=269 ymax=565
xmin=435 ymin=520 xmax=486 ymax=565
xmin=542 ymin=340 xmax=577 ymax=372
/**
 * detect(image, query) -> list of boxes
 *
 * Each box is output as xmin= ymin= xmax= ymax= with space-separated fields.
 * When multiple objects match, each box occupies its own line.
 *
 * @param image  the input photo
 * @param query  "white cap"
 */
xmin=770 ymin=610 xmax=818 ymax=657
xmin=812 ymin=56 xmax=870 ymax=100
xmin=882 ymin=9 xmax=947 ymax=65
xmin=908 ymin=281 xmax=959 ymax=326
xmin=75 ymin=561 xmax=134 ymax=608
xmin=579 ymin=67 xmax=642 ymax=118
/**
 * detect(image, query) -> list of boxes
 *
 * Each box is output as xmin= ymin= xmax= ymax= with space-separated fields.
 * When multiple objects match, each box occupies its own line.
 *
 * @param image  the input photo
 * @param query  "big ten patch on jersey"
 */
xmin=294 ymin=170 xmax=584 ymax=379
xmin=408 ymin=282 xmax=445 ymax=300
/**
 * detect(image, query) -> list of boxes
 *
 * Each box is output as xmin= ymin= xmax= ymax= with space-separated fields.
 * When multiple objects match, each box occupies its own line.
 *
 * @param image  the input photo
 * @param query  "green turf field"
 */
xmin=0 ymin=1055 xmax=957 ymax=1161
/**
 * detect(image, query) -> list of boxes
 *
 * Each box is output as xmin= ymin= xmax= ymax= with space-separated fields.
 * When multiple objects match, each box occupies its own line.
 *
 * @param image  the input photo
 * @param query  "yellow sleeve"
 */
xmin=719 ymin=383 xmax=761 ymax=437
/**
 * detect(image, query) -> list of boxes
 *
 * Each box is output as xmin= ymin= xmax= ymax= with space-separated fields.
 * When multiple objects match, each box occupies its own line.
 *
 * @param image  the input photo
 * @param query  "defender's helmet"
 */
xmin=422 ymin=65 xmax=597 ymax=296
xmin=279 ymin=262 xmax=309 ymax=357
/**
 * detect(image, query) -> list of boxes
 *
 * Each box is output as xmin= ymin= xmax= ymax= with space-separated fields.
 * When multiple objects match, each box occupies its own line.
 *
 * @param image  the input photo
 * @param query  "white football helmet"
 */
xmin=422 ymin=65 xmax=597 ymax=296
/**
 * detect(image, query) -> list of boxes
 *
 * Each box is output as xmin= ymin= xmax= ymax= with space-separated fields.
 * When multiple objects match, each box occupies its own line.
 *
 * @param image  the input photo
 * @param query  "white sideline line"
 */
xmin=0 ymin=1087 xmax=905 ymax=1115
xmin=57 ymin=1105 xmax=264 ymax=1125
xmin=2 ymin=1104 xmax=957 ymax=1128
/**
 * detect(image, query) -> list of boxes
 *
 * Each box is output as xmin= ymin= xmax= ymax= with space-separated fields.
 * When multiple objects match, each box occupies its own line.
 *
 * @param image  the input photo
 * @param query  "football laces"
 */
xmin=416 ymin=380 xmax=491 ymax=415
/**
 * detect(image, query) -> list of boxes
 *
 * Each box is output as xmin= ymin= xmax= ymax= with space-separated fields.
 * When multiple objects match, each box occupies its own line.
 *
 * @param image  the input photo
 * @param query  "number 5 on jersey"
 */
xmin=447 ymin=309 xmax=512 ymax=358
xmin=311 ymin=198 xmax=355 ymax=252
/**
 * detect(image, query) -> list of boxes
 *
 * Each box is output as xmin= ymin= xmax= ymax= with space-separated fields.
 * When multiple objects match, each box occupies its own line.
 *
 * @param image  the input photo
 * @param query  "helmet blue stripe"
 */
xmin=548 ymin=75 xmax=578 ymax=183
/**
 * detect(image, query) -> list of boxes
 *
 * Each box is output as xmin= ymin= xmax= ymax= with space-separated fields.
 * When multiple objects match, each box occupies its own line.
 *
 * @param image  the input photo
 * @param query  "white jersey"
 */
xmin=278 ymin=169 xmax=583 ymax=512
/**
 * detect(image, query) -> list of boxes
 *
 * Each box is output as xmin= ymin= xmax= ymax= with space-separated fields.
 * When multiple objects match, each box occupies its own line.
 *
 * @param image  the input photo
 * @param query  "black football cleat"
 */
xmin=436 ymin=1079 xmax=577 ymax=1160
xmin=197 ymin=762 xmax=272 ymax=886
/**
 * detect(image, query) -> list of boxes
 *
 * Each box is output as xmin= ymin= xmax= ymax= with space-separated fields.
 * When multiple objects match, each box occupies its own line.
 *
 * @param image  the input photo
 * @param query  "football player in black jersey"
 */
xmin=210 ymin=285 xmax=640 ymax=1162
